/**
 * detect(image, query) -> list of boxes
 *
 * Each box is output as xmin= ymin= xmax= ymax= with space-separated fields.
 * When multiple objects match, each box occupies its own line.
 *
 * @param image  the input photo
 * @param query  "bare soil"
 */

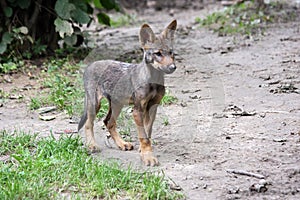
xmin=1 ymin=1 xmax=300 ymax=199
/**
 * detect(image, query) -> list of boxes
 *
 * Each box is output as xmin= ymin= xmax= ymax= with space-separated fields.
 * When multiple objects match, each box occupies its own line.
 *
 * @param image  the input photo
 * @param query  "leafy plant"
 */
xmin=0 ymin=130 xmax=183 ymax=199
xmin=0 ymin=0 xmax=120 ymax=64
xmin=161 ymin=89 xmax=178 ymax=106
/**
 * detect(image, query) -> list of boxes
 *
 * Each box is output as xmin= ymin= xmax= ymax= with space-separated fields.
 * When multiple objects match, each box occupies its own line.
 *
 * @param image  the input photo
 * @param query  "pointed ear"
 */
xmin=161 ymin=20 xmax=177 ymax=41
xmin=139 ymin=24 xmax=156 ymax=48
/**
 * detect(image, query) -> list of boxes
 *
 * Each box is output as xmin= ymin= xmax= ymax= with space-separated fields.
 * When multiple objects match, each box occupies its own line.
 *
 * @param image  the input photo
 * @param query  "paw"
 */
xmin=141 ymin=151 xmax=159 ymax=166
xmin=87 ymin=143 xmax=101 ymax=153
xmin=118 ymin=141 xmax=134 ymax=151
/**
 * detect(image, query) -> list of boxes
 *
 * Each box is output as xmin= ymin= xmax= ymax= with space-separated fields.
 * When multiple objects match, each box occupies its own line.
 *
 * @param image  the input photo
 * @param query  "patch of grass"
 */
xmin=29 ymin=58 xmax=84 ymax=116
xmin=195 ymin=1 xmax=298 ymax=36
xmin=0 ymin=60 xmax=25 ymax=74
xmin=29 ymin=97 xmax=42 ymax=110
xmin=96 ymin=98 xmax=110 ymax=119
xmin=162 ymin=116 xmax=170 ymax=126
xmin=161 ymin=89 xmax=178 ymax=106
xmin=110 ymin=14 xmax=136 ymax=28
xmin=0 ymin=130 xmax=183 ymax=199
xmin=118 ymin=107 xmax=134 ymax=141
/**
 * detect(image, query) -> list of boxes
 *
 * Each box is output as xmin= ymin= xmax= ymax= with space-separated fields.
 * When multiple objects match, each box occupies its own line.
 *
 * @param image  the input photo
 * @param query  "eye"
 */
xmin=169 ymin=50 xmax=174 ymax=55
xmin=154 ymin=51 xmax=162 ymax=57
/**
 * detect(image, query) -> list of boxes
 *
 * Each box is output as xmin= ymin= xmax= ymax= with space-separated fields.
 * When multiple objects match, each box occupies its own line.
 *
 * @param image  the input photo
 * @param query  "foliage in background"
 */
xmin=0 ymin=130 xmax=183 ymax=199
xmin=195 ymin=1 xmax=298 ymax=36
xmin=0 ymin=0 xmax=119 ymax=64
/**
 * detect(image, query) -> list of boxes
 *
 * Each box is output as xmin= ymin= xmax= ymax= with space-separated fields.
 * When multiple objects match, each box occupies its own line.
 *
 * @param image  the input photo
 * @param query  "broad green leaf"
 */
xmin=93 ymin=0 xmax=103 ymax=9
xmin=97 ymin=12 xmax=110 ymax=26
xmin=100 ymin=0 xmax=119 ymax=11
xmin=4 ymin=7 xmax=13 ymax=17
xmin=71 ymin=8 xmax=90 ymax=24
xmin=54 ymin=18 xmax=74 ymax=38
xmin=0 ymin=42 xmax=7 ymax=54
xmin=2 ymin=32 xmax=13 ymax=44
xmin=17 ymin=0 xmax=31 ymax=9
xmin=64 ymin=34 xmax=77 ymax=46
xmin=70 ymin=0 xmax=88 ymax=11
xmin=55 ymin=0 xmax=76 ymax=19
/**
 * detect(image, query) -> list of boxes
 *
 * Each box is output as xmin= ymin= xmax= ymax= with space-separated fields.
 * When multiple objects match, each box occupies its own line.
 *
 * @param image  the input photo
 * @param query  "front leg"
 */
xmin=144 ymin=86 xmax=164 ymax=138
xmin=133 ymin=104 xmax=159 ymax=166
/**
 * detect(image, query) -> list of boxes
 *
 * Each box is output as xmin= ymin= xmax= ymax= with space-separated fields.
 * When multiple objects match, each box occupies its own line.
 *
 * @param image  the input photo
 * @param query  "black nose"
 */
xmin=169 ymin=64 xmax=176 ymax=70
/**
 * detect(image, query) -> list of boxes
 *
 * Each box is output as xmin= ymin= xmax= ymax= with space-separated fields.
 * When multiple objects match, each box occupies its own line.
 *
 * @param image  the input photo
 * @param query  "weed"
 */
xmin=96 ymin=98 xmax=110 ymax=119
xmin=0 ymin=62 xmax=18 ymax=73
xmin=29 ymin=97 xmax=42 ymax=110
xmin=110 ymin=14 xmax=136 ymax=28
xmin=162 ymin=116 xmax=170 ymax=126
xmin=161 ymin=89 xmax=178 ymax=106
xmin=0 ymin=130 xmax=183 ymax=199
xmin=117 ymin=107 xmax=134 ymax=141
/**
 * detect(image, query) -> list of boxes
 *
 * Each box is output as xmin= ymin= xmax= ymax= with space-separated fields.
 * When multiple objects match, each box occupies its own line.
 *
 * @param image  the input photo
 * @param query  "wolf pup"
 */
xmin=78 ymin=20 xmax=177 ymax=166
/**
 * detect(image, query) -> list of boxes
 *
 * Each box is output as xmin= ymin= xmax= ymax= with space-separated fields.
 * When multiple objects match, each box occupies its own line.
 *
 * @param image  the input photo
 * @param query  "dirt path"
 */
xmin=1 ymin=2 xmax=300 ymax=199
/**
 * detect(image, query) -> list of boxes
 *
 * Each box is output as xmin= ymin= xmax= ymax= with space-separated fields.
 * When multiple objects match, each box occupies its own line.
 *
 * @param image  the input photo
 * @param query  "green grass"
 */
xmin=195 ymin=1 xmax=296 ymax=36
xmin=161 ymin=89 xmax=178 ymax=106
xmin=110 ymin=14 xmax=136 ymax=28
xmin=29 ymin=58 xmax=83 ymax=116
xmin=0 ymin=130 xmax=183 ymax=199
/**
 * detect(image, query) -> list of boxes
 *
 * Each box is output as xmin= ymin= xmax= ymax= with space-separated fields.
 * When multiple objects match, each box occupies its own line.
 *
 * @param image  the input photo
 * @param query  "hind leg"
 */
xmin=85 ymin=93 xmax=102 ymax=152
xmin=104 ymin=101 xmax=133 ymax=151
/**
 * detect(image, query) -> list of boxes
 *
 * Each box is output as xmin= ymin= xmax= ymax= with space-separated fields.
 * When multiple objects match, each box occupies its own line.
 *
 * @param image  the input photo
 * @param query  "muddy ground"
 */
xmin=1 ymin=1 xmax=300 ymax=199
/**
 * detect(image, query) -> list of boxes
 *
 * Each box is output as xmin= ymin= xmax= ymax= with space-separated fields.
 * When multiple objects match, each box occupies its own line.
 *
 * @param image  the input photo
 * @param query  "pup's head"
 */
xmin=139 ymin=20 xmax=177 ymax=74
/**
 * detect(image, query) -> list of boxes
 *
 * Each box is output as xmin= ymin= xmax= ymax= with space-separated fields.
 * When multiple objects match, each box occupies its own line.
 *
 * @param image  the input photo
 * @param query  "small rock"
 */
xmin=180 ymin=102 xmax=187 ymax=107
xmin=169 ymin=183 xmax=182 ymax=191
xmin=259 ymin=113 xmax=266 ymax=118
xmin=273 ymin=138 xmax=287 ymax=143
xmin=227 ymin=186 xmax=240 ymax=194
xmin=189 ymin=95 xmax=201 ymax=100
xmin=37 ymin=106 xmax=57 ymax=114
xmin=9 ymin=94 xmax=23 ymax=99
xmin=259 ymin=179 xmax=268 ymax=186
xmin=39 ymin=115 xmax=56 ymax=121
xmin=249 ymin=183 xmax=268 ymax=193
xmin=3 ymin=75 xmax=12 ymax=83
xmin=192 ymin=184 xmax=199 ymax=190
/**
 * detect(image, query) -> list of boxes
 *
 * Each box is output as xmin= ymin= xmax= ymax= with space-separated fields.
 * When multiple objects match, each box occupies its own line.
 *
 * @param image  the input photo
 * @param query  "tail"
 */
xmin=78 ymin=110 xmax=87 ymax=131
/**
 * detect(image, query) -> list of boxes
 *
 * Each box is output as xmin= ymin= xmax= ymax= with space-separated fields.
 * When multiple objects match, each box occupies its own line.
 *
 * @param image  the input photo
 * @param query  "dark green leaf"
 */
xmin=17 ymin=0 xmax=31 ymax=9
xmin=93 ymin=0 xmax=103 ymax=9
xmin=64 ymin=35 xmax=77 ymax=46
xmin=2 ymin=32 xmax=13 ymax=44
xmin=4 ymin=7 xmax=13 ymax=17
xmin=55 ymin=0 xmax=76 ymax=19
xmin=100 ymin=0 xmax=119 ymax=10
xmin=97 ymin=12 xmax=110 ymax=26
xmin=0 ymin=42 xmax=7 ymax=54
xmin=71 ymin=8 xmax=91 ymax=24
xmin=70 ymin=0 xmax=88 ymax=11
